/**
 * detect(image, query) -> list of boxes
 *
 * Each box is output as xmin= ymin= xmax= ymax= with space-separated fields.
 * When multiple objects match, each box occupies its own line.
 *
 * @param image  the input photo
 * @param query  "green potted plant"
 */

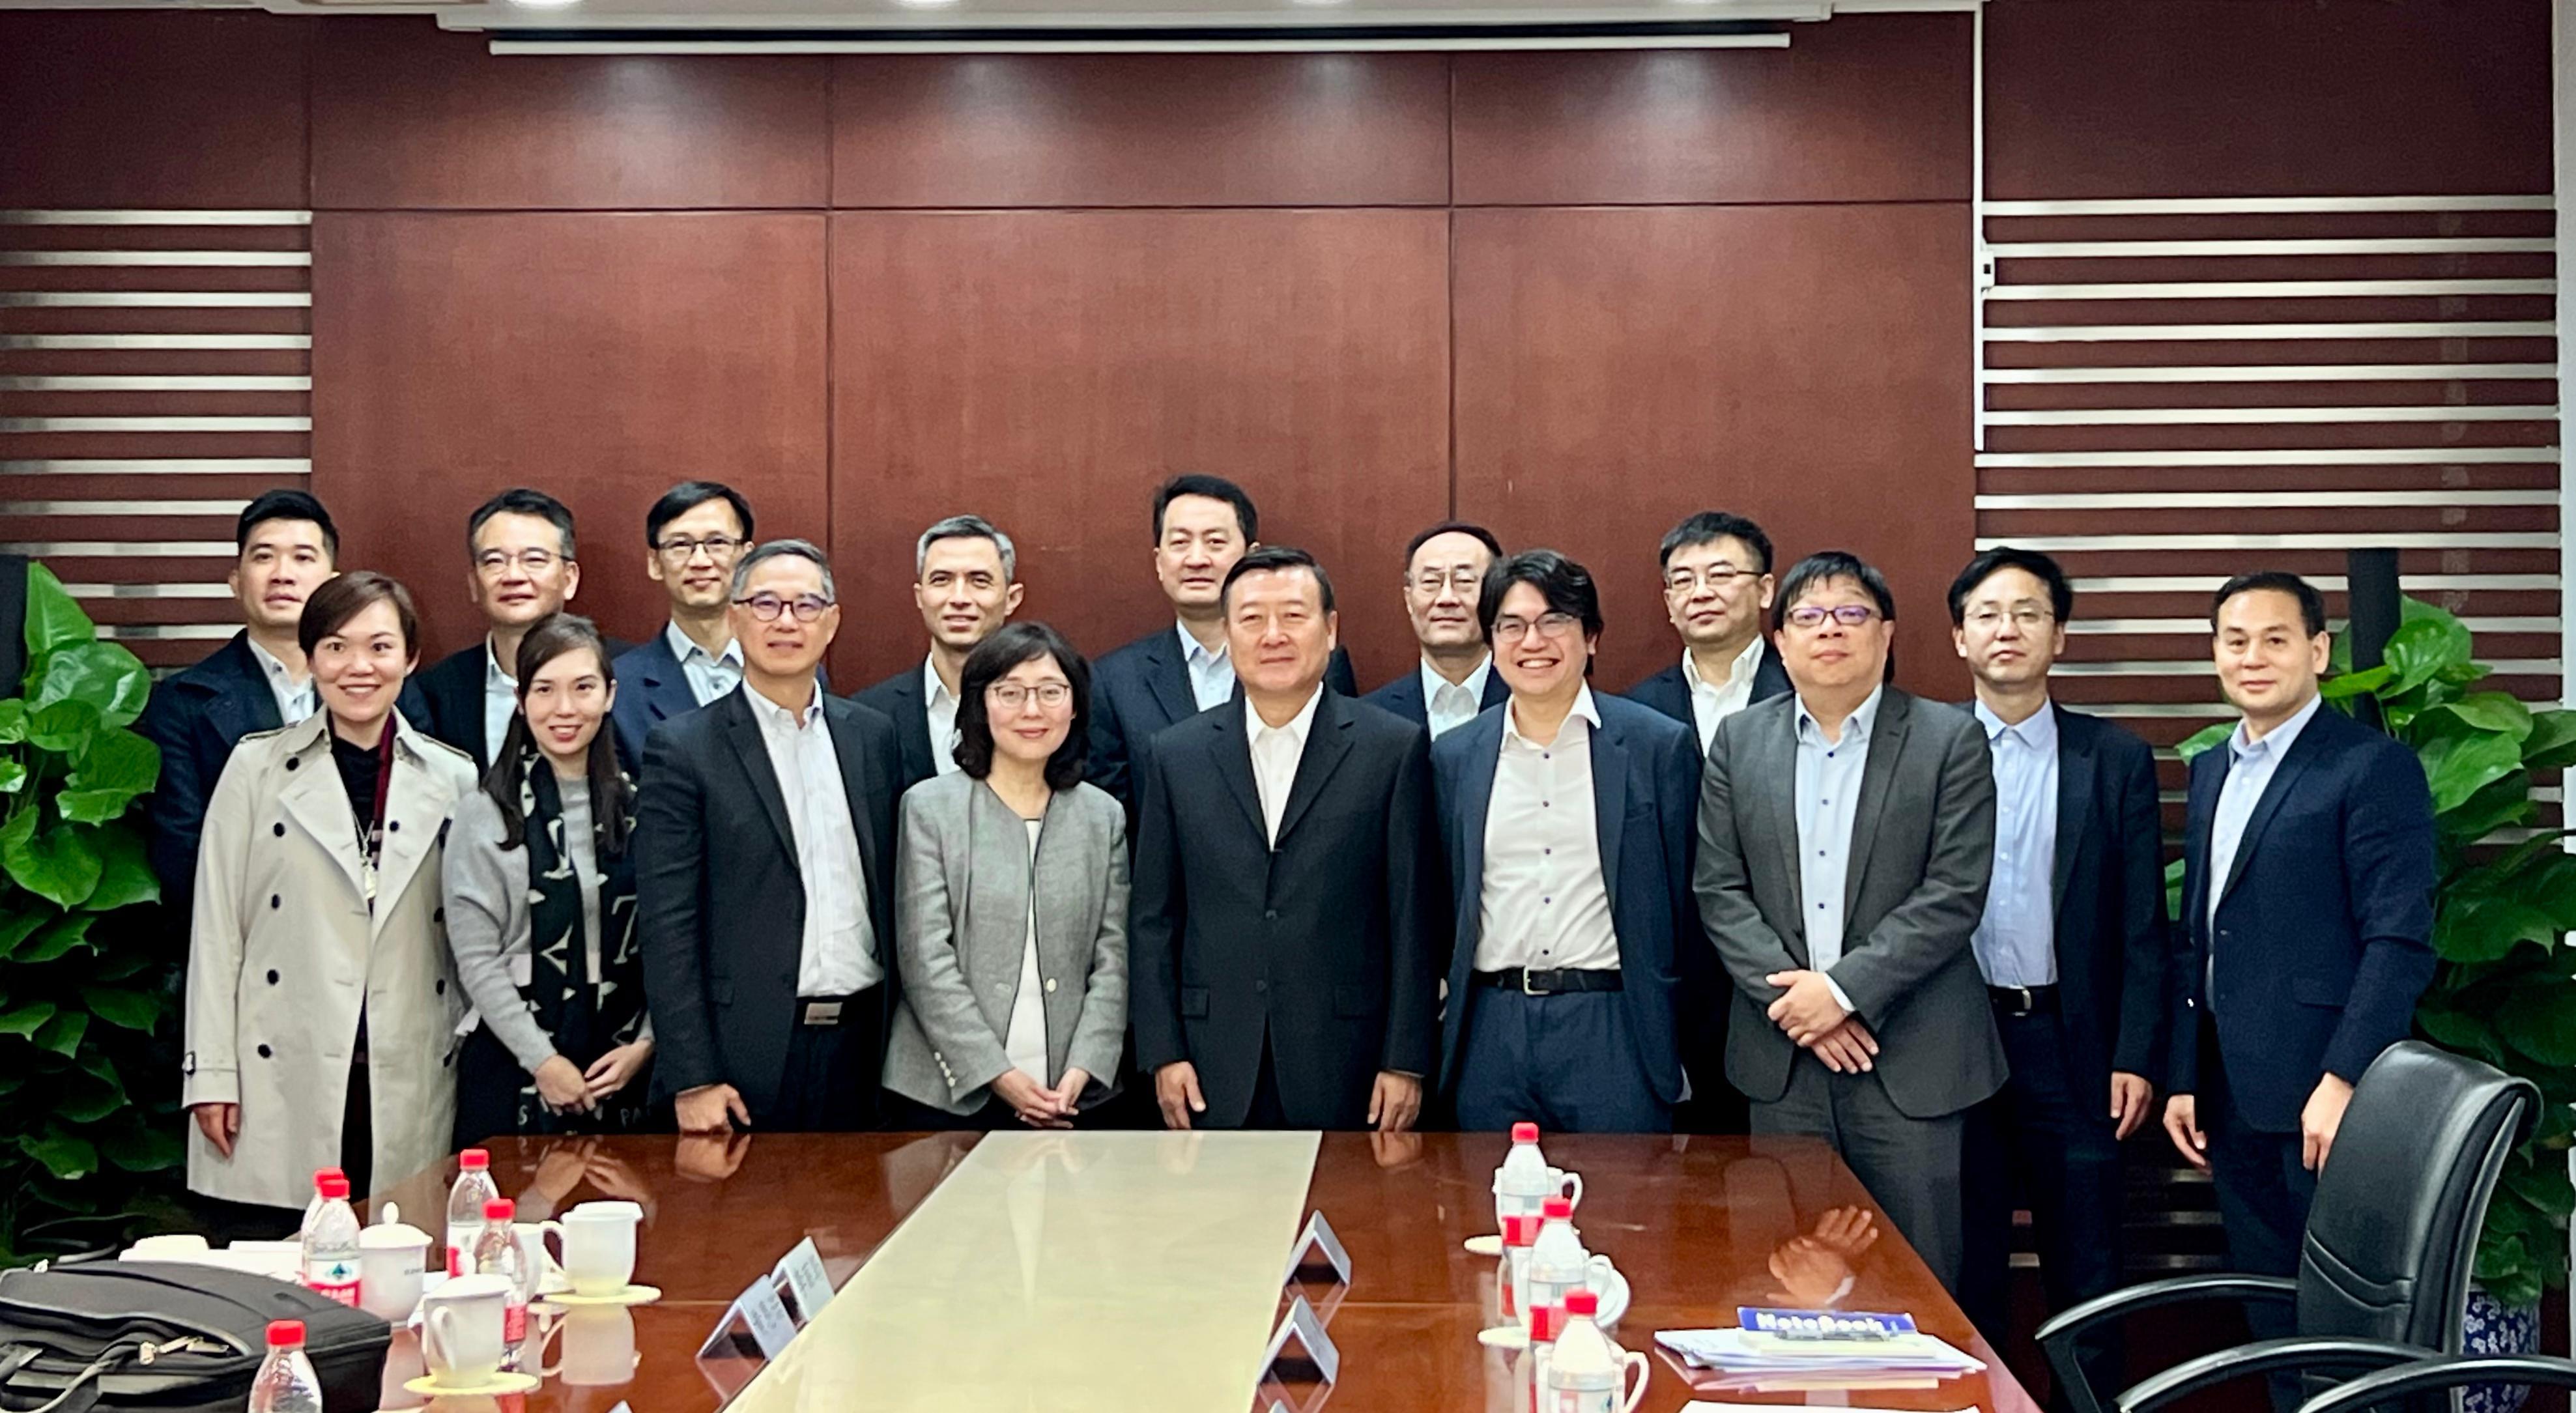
xmin=2176 ymin=597 xmax=2576 ymax=1388
xmin=0 ymin=564 xmax=182 ymax=1261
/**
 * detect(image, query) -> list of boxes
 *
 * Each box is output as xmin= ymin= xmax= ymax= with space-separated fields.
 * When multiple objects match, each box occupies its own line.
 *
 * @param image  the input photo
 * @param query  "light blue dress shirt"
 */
xmin=1794 ymin=687 xmax=1882 ymax=1003
xmin=2205 ymin=692 xmax=2325 ymax=1001
xmin=1178 ymin=622 xmax=1235 ymax=713
xmin=1971 ymin=699 xmax=2061 ymax=988
xmin=666 ymin=620 xmax=744 ymax=708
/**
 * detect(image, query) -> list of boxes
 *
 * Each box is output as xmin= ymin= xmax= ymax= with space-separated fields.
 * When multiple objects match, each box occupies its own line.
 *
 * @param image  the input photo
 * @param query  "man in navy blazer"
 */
xmin=852 ymin=515 xmax=1024 ymax=793
xmin=2164 ymin=571 xmax=2437 ymax=1284
xmin=1431 ymin=550 xmax=1702 ymax=1132
xmin=136 ymin=490 xmax=339 ymax=905
xmin=611 ymin=481 xmax=756 ymax=768
xmin=1946 ymin=549 xmax=2169 ymax=1355
xmin=1366 ymin=521 xmax=1511 ymax=739
xmin=1623 ymin=511 xmax=1793 ymax=752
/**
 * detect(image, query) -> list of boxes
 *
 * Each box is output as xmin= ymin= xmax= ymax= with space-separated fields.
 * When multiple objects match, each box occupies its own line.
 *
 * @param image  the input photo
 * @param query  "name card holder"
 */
xmin=1263 ymin=1294 xmax=1340 ymax=1384
xmin=773 ymin=1236 xmax=837 ymax=1326
xmin=697 ymin=1272 xmax=799 ymax=1363
xmin=1281 ymin=1210 xmax=1352 ymax=1287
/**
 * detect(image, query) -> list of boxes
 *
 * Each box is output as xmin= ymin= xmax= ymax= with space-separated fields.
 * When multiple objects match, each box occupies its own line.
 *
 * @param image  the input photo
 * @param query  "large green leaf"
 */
xmin=68 ymin=728 xmax=156 ymax=796
xmin=2525 ymin=709 xmax=2576 ymax=771
xmin=0 ymin=702 xmax=30 ymax=749
xmin=2476 ymin=1231 xmax=2541 ymax=1308
xmin=23 ymin=701 xmax=96 ymax=758
xmin=2498 ymin=982 xmax=2576 ymax=1066
xmin=2418 ymin=726 xmax=2526 ymax=814
xmin=2420 ymin=1003 xmax=2506 ymax=1063
xmin=77 ymin=827 xmax=156 ymax=913
xmin=2173 ymin=721 xmax=2233 ymax=765
xmin=2 ymin=820 xmax=100 ymax=910
xmin=0 ymin=1002 xmax=54 ymax=1039
xmin=79 ymin=986 xmax=158 ymax=1032
xmin=2435 ymin=771 xmax=2534 ymax=846
xmin=31 ymin=1010 xmax=85 ymax=1059
xmin=2433 ymin=692 xmax=2535 ymax=743
xmin=14 ymin=914 xmax=93 ymax=965
xmin=2433 ymin=895 xmax=2560 ymax=963
xmin=50 ymin=1079 xmax=120 ymax=1126
xmin=96 ymin=1123 xmax=180 ymax=1173
xmin=2321 ymin=666 xmax=2393 ymax=701
xmin=20 ymin=565 xmax=92 ymax=661
xmin=2504 ymin=1162 xmax=2576 ymax=1220
xmin=2385 ymin=611 xmax=2477 ymax=692
xmin=25 ymin=643 xmax=151 ymax=732
xmin=18 ymin=1129 xmax=95 ymax=1182
xmin=0 ymin=911 xmax=48 ymax=962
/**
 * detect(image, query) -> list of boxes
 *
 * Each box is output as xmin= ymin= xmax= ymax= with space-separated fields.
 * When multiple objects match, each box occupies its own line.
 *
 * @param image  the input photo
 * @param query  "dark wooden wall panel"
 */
xmin=830 ymin=55 xmax=1450 ymax=208
xmin=309 ymin=213 xmax=830 ymax=659
xmin=0 ymin=13 xmax=309 ymax=208
xmin=310 ymin=21 xmax=831 ymax=210
xmin=1984 ymin=0 xmax=2553 ymax=199
xmin=1453 ymin=204 xmax=1975 ymax=695
xmin=829 ymin=209 xmax=1452 ymax=689
xmin=1450 ymin=14 xmax=1969 ymax=207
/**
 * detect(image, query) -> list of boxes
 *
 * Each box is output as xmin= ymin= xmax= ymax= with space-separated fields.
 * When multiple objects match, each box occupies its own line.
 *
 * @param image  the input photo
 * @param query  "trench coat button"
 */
xmin=1044 ymin=978 xmax=1057 ymax=994
xmin=269 ymin=894 xmax=281 ymax=909
xmin=388 ymin=820 xmax=399 ymax=833
xmin=255 ymin=1044 xmax=272 ymax=1059
xmin=266 ymin=969 xmax=279 ymax=985
xmin=434 ymin=907 xmax=444 ymax=924
xmin=285 ymin=757 xmax=298 ymax=771
xmin=273 ymin=823 xmax=285 ymax=838
xmin=436 ymin=979 xmax=446 ymax=995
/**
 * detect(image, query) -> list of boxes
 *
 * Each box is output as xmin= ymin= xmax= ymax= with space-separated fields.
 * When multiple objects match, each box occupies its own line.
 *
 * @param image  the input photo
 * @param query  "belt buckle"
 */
xmin=801 ymin=1000 xmax=844 ymax=1027
xmin=1521 ymin=969 xmax=1550 ymax=997
xmin=2006 ymin=985 xmax=2033 ymax=1014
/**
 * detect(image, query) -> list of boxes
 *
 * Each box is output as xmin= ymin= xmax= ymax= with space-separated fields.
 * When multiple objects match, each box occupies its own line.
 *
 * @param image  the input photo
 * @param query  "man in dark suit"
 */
xmin=402 ymin=488 xmax=603 ymax=768
xmin=2164 ymin=572 xmax=2436 ymax=1280
xmin=1088 ymin=475 xmax=1355 ymax=808
xmin=1625 ymin=511 xmax=1793 ymax=752
xmin=1946 ymin=548 xmax=2168 ymax=1355
xmin=1695 ymin=550 xmax=2001 ymax=1290
xmin=1366 ymin=521 xmax=1510 ymax=739
xmin=1129 ymin=546 xmax=1438 ymax=1132
xmin=611 ymin=481 xmax=755 ymax=767
xmin=637 ymin=539 xmax=904 ymax=1134
xmin=1431 ymin=549 xmax=1700 ymax=1132
xmin=853 ymin=515 xmax=1023 ymax=793
xmin=136 ymin=489 xmax=338 ymax=905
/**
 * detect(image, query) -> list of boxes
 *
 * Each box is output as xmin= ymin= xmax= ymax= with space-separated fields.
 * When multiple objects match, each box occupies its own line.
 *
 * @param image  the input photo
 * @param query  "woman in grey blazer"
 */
xmin=884 ymin=621 xmax=1130 ymax=1128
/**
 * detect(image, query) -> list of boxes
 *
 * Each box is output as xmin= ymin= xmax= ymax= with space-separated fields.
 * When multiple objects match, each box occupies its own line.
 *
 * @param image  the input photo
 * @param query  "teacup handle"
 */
xmin=1584 ymin=1253 xmax=1616 ymax=1291
xmin=422 ymin=1307 xmax=455 ymax=1377
xmin=534 ymin=1309 xmax=569 ymax=1378
xmin=1558 ymin=1171 xmax=1584 ymax=1210
xmin=538 ymin=1220 xmax=569 ymax=1270
xmin=1618 ymin=1350 xmax=1650 ymax=1413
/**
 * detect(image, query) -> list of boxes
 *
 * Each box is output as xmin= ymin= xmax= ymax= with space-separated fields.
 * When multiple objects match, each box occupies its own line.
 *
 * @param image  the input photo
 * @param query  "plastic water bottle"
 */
xmin=1499 ymin=1212 xmax=1538 ymax=1321
xmin=1494 ymin=1122 xmax=1554 ymax=1229
xmin=246 ymin=1320 xmax=324 ymax=1413
xmin=445 ymin=1148 xmax=498 ymax=1278
xmin=1527 ymin=1196 xmax=1590 ymax=1314
xmin=472 ymin=1197 xmax=529 ymax=1369
xmin=1526 ymin=1291 xmax=1566 ymax=1410
xmin=1543 ymin=1289 xmax=1644 ymax=1413
xmin=296 ymin=1167 xmax=344 ymax=1237
xmin=298 ymin=1174 xmax=360 ymax=1307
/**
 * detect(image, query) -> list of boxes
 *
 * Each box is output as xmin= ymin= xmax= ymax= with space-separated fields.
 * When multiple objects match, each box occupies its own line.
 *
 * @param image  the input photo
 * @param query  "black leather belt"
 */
xmin=1474 ymin=967 xmax=1623 ymax=995
xmin=1988 ymin=984 xmax=2058 ymax=1016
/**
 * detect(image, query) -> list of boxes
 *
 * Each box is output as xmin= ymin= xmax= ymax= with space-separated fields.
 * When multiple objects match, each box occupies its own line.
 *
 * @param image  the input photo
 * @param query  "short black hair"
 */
xmin=2212 ymin=571 xmax=2329 ymax=638
xmin=1403 ymin=520 xmax=1503 ymax=567
xmin=1947 ymin=547 xmax=2074 ymax=627
xmin=1152 ymin=474 xmax=1258 ymax=545
xmin=1480 ymin=549 xmax=1605 ymax=674
xmin=237 ymin=489 xmax=339 ymax=562
xmin=644 ymin=481 xmax=754 ymax=548
xmin=298 ymin=570 xmax=419 ymax=658
xmin=1771 ymin=550 xmax=1896 ymax=633
xmin=1221 ymin=545 xmax=1334 ymax=614
xmin=954 ymin=621 xmax=1092 ymax=792
xmin=467 ymin=488 xmax=577 ymax=560
xmin=1658 ymin=511 xmax=1774 ymax=575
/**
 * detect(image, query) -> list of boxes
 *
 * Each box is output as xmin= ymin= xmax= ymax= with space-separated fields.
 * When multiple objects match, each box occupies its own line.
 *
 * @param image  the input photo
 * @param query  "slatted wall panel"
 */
xmin=1976 ymin=195 xmax=2562 ymax=806
xmin=0 ymin=209 xmax=313 ymax=673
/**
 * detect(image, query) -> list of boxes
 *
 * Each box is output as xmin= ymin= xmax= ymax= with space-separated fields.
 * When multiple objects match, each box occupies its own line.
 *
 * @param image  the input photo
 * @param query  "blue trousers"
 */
xmin=1452 ymin=987 xmax=1671 ymax=1134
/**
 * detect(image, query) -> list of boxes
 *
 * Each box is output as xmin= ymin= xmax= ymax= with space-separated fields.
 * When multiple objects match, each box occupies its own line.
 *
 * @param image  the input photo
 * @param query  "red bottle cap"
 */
xmin=1541 ymin=1196 xmax=1573 ymax=1221
xmin=483 ymin=1197 xmax=515 ymax=1222
xmin=265 ymin=1320 xmax=304 ymax=1348
xmin=1511 ymin=1122 xmax=1539 ymax=1143
xmin=1563 ymin=1289 xmax=1599 ymax=1317
xmin=459 ymin=1149 xmax=489 ymax=1171
xmin=318 ymin=1175 xmax=350 ymax=1200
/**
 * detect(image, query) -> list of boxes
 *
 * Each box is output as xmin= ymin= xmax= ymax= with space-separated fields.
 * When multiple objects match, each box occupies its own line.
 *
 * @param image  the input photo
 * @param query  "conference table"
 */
xmin=362 ymin=1130 xmax=2035 ymax=1413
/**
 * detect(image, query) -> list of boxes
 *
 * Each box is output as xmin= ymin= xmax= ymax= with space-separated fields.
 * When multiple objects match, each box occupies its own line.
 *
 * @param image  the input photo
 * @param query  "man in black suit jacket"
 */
xmin=1946 ymin=549 xmax=2169 ymax=1354
xmin=637 ymin=540 xmax=904 ymax=1134
xmin=853 ymin=515 xmax=1024 ymax=793
xmin=1088 ymin=475 xmax=1354 ymax=808
xmin=1624 ymin=511 xmax=1792 ymax=753
xmin=1130 ymin=547 xmax=1438 ymax=1132
xmin=1364 ymin=521 xmax=1510 ymax=740
xmin=2165 ymin=573 xmax=2435 ymax=1280
xmin=611 ymin=481 xmax=756 ymax=767
xmin=402 ymin=488 xmax=609 ymax=768
xmin=136 ymin=491 xmax=338 ymax=904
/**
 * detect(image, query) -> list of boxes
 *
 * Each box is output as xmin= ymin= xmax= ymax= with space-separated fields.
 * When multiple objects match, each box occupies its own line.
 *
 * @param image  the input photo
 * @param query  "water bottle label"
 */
xmin=304 ymin=1257 xmax=360 ymax=1307
xmin=503 ymin=1297 xmax=528 ymax=1345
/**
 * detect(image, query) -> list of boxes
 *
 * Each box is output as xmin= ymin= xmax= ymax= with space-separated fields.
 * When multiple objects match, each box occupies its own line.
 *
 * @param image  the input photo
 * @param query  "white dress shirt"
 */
xmin=1476 ymin=687 xmax=1620 ymax=973
xmin=1003 ymin=818 xmax=1048 ymax=1082
xmin=1794 ymin=687 xmax=1881 ymax=1010
xmin=742 ymin=685 xmax=883 ymax=997
xmin=2206 ymin=692 xmax=2325 ymax=997
xmin=1683 ymin=638 xmax=1769 ymax=753
xmin=665 ymin=620 xmax=743 ymax=707
xmin=1971 ymin=699 xmax=2061 ymax=988
xmin=1422 ymin=655 xmax=1495 ymax=741
xmin=243 ymin=636 xmax=317 ymax=726
xmin=1246 ymin=687 xmax=1323 ymax=847
xmin=481 ymin=638 xmax=517 ymax=766
xmin=923 ymin=656 xmax=964 ymax=777
xmin=1179 ymin=623 xmax=1236 ymax=713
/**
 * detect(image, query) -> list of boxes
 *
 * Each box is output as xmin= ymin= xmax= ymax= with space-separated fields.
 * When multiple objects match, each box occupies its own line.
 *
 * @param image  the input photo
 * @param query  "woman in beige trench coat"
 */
xmin=184 ymin=572 xmax=480 ymax=1212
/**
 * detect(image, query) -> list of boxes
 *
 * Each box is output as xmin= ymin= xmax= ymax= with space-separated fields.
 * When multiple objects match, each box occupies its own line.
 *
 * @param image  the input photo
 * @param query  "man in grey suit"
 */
xmin=1694 ymin=550 xmax=2001 ymax=1289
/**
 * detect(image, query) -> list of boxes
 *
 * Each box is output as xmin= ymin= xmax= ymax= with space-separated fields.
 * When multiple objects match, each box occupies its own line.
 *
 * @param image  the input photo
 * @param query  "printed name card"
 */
xmin=774 ymin=1236 xmax=837 ymax=1326
xmin=699 ymin=1273 xmax=799 ymax=1361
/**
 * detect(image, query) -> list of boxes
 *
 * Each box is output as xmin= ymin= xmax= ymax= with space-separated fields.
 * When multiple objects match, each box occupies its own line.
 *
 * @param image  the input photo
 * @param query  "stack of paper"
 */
xmin=1654 ymin=1326 xmax=1986 ymax=1393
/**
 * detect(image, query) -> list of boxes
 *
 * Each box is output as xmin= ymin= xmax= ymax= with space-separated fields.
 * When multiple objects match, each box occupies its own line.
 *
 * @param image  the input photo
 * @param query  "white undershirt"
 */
xmin=1003 ymin=818 xmax=1048 ymax=1083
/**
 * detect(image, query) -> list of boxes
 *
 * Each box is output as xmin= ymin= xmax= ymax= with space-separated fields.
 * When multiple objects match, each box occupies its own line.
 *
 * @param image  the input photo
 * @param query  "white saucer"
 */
xmin=1476 ymin=1324 xmax=1528 ymax=1351
xmin=1474 ymin=1272 xmax=1630 ymax=1345
xmin=536 ymin=1283 xmax=661 ymax=1308
xmin=1463 ymin=1235 xmax=1503 ymax=1258
xmin=403 ymin=1371 xmax=539 ymax=1397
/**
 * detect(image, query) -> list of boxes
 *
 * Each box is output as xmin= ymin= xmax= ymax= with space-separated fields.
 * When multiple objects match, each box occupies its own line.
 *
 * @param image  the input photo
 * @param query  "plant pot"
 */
xmin=2461 ymin=1286 xmax=2541 ymax=1413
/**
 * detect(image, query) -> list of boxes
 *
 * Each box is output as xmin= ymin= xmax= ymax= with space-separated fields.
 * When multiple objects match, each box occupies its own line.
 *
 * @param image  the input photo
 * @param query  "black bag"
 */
xmin=0 ymin=1261 xmax=390 ymax=1413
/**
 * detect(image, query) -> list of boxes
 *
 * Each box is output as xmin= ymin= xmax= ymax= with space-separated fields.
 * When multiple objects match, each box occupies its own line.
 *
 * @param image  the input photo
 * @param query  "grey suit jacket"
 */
xmin=883 ymin=773 xmax=1131 ymax=1116
xmin=1693 ymin=686 xmax=2005 ymax=1119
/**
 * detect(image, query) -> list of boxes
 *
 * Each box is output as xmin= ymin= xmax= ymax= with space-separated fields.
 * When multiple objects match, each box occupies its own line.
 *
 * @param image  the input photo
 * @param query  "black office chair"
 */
xmin=2296 ymin=1354 xmax=2576 ymax=1413
xmin=2035 ymin=1040 xmax=2537 ymax=1413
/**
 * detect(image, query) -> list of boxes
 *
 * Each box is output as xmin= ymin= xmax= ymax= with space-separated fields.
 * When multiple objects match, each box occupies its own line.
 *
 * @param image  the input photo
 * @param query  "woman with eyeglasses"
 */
xmin=883 ymin=621 xmax=1130 ymax=1129
xmin=444 ymin=614 xmax=656 ymax=1144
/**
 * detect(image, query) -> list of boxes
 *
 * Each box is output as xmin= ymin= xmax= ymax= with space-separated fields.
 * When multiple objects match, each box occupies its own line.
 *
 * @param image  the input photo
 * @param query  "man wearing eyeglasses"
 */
xmin=1694 ymin=550 xmax=2000 ymax=1291
xmin=636 ymin=539 xmax=904 ymax=1134
xmin=1946 ymin=547 xmax=2167 ymax=1367
xmin=1626 ymin=511 xmax=1793 ymax=754
xmin=403 ymin=488 xmax=612 ymax=767
xmin=1364 ymin=521 xmax=1511 ymax=740
xmin=853 ymin=515 xmax=1025 ymax=792
xmin=611 ymin=481 xmax=757 ymax=767
xmin=1427 ymin=550 xmax=1700 ymax=1132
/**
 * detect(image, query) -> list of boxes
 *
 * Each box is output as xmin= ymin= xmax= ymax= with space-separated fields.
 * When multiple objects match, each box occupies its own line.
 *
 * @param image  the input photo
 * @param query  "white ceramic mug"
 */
xmin=1611 ymin=1350 xmax=1651 ymax=1413
xmin=1524 ymin=1252 xmax=1618 ymax=1332
xmin=510 ymin=1222 xmax=568 ymax=1296
xmin=416 ymin=1274 xmax=511 ymax=1387
xmin=542 ymin=1201 xmax=640 ymax=1296
xmin=541 ymin=1306 xmax=638 ymax=1386
xmin=358 ymin=1220 xmax=432 ymax=1320
xmin=1491 ymin=1167 xmax=1586 ymax=1231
